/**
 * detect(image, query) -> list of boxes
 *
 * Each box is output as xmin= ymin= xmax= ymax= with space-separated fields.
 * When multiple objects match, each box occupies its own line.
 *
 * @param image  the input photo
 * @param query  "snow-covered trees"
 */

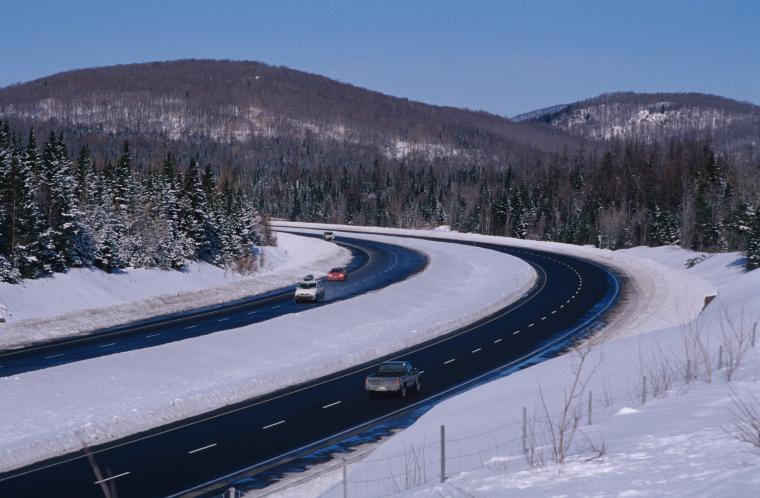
xmin=0 ymin=121 xmax=272 ymax=282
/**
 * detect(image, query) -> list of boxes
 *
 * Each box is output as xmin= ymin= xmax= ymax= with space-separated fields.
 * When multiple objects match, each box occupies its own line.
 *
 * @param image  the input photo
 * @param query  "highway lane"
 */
xmin=0 ymin=235 xmax=620 ymax=498
xmin=0 ymin=236 xmax=427 ymax=377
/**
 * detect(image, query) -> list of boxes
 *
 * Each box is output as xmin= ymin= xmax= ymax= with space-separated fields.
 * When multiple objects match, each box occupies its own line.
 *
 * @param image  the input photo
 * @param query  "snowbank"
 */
xmin=0 ymin=232 xmax=535 ymax=473
xmin=273 ymin=222 xmax=716 ymax=341
xmin=305 ymin=240 xmax=760 ymax=498
xmin=0 ymin=233 xmax=350 ymax=350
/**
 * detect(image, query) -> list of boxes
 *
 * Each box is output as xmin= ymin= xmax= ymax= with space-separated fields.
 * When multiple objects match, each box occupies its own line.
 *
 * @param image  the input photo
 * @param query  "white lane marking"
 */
xmin=541 ymin=316 xmax=547 ymax=320
xmin=45 ymin=353 xmax=64 ymax=359
xmin=512 ymin=330 xmax=521 ymax=335
xmin=551 ymin=310 xmax=557 ymax=314
xmin=493 ymin=338 xmax=503 ymax=343
xmin=272 ymin=305 xmax=282 ymax=309
xmin=247 ymin=311 xmax=257 ymax=315
xmin=94 ymin=471 xmax=130 ymax=485
xmin=528 ymin=323 xmax=535 ymax=328
xmin=419 ymin=370 xmax=425 ymax=374
xmin=99 ymin=343 xmax=117 ymax=348
xmin=471 ymin=348 xmax=482 ymax=354
xmin=560 ymin=304 xmax=565 ymax=309
xmin=567 ymin=299 xmax=571 ymax=303
xmin=444 ymin=358 xmax=456 ymax=365
xmin=2 ymin=240 xmax=568 ymax=486
xmin=185 ymin=325 xmax=198 ymax=330
xmin=322 ymin=401 xmax=342 ymax=409
xmin=146 ymin=333 xmax=161 ymax=338
xmin=262 ymin=420 xmax=286 ymax=430
xmin=217 ymin=318 xmax=229 ymax=322
xmin=188 ymin=443 xmax=217 ymax=454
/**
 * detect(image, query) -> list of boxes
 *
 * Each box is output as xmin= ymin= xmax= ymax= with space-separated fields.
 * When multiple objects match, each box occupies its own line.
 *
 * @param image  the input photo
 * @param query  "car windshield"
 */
xmin=378 ymin=363 xmax=406 ymax=375
xmin=298 ymin=282 xmax=317 ymax=289
xmin=330 ymin=268 xmax=343 ymax=272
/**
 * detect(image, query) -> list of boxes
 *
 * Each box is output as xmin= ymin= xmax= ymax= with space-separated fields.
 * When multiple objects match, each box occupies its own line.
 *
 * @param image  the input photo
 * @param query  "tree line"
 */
xmin=252 ymin=139 xmax=759 ymax=270
xmin=0 ymin=121 xmax=272 ymax=283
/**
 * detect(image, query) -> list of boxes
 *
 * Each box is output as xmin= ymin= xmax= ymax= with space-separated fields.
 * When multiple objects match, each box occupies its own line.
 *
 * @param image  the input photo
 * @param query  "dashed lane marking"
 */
xmin=94 ymin=472 xmax=130 ymax=485
xmin=322 ymin=401 xmax=342 ymax=409
xmin=188 ymin=443 xmax=217 ymax=454
xmin=262 ymin=420 xmax=286 ymax=430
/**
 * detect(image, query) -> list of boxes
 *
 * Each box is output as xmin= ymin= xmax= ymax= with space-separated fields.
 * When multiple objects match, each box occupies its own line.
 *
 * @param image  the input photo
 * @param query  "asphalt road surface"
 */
xmin=0 ymin=232 xmax=619 ymax=498
xmin=0 ymin=235 xmax=427 ymax=377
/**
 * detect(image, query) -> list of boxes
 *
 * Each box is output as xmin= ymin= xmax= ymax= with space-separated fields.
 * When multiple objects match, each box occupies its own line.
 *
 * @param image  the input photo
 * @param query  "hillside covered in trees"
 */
xmin=0 ymin=61 xmax=758 ymax=281
xmin=260 ymin=138 xmax=760 ymax=269
xmin=0 ymin=60 xmax=586 ymax=173
xmin=0 ymin=121 xmax=272 ymax=283
xmin=514 ymin=92 xmax=760 ymax=164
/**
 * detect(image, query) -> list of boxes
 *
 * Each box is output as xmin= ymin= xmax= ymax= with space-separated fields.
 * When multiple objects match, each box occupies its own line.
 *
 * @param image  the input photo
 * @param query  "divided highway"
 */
xmin=0 ymin=236 xmax=427 ymax=377
xmin=0 ymin=232 xmax=620 ymax=498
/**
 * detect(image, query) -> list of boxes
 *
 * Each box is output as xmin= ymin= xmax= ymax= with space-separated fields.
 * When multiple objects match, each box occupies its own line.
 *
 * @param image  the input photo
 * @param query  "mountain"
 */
xmin=514 ymin=92 xmax=760 ymax=162
xmin=0 ymin=59 xmax=585 ymax=170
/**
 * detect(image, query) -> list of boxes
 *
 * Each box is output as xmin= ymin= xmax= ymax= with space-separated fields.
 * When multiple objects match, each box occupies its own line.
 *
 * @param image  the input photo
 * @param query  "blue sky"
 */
xmin=2 ymin=0 xmax=758 ymax=115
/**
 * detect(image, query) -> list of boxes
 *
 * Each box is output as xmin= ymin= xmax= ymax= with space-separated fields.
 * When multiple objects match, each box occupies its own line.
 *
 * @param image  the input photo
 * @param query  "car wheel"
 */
xmin=415 ymin=379 xmax=421 ymax=392
xmin=401 ymin=384 xmax=407 ymax=398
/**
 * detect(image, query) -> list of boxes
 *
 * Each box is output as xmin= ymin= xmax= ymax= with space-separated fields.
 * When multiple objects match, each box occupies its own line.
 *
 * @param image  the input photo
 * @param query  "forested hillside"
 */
xmin=1 ymin=62 xmax=758 ymax=282
xmin=0 ymin=121 xmax=272 ymax=283
xmin=515 ymin=92 xmax=760 ymax=163
xmin=259 ymin=138 xmax=760 ymax=269
xmin=0 ymin=59 xmax=584 ymax=173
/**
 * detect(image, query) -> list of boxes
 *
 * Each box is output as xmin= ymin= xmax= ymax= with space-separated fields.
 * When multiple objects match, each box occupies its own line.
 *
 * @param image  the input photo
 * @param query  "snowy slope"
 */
xmin=298 ymin=241 xmax=760 ymax=498
xmin=0 ymin=233 xmax=350 ymax=350
xmin=0 ymin=232 xmax=535 ymax=473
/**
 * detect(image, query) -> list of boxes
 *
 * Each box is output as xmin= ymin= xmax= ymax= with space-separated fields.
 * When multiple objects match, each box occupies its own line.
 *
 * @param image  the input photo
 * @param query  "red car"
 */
xmin=327 ymin=267 xmax=348 ymax=281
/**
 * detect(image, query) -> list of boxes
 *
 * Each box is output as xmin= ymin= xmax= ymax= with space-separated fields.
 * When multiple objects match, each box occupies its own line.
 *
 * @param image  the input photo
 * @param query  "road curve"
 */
xmin=0 ymin=236 xmax=427 ymax=377
xmin=0 ymin=232 xmax=620 ymax=498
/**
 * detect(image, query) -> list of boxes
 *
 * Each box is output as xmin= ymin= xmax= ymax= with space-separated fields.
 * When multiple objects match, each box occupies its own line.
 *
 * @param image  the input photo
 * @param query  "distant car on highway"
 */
xmin=365 ymin=361 xmax=421 ymax=397
xmin=327 ymin=267 xmax=348 ymax=281
xmin=323 ymin=231 xmax=335 ymax=241
xmin=294 ymin=279 xmax=325 ymax=303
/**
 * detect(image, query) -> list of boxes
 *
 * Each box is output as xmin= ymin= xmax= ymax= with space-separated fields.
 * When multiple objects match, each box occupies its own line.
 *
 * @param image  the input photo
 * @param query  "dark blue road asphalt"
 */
xmin=0 ymin=231 xmax=619 ymax=498
xmin=0 ymin=236 xmax=427 ymax=377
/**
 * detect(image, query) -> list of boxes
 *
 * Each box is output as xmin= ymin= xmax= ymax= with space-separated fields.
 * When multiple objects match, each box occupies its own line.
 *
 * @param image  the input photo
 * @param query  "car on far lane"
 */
xmin=323 ymin=231 xmax=335 ymax=241
xmin=294 ymin=279 xmax=325 ymax=303
xmin=365 ymin=361 xmax=421 ymax=397
xmin=327 ymin=267 xmax=348 ymax=281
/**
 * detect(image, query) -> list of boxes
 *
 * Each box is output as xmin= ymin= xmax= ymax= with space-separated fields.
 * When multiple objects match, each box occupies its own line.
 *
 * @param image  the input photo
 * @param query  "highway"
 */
xmin=0 ymin=236 xmax=427 ymax=378
xmin=0 ymin=232 xmax=619 ymax=498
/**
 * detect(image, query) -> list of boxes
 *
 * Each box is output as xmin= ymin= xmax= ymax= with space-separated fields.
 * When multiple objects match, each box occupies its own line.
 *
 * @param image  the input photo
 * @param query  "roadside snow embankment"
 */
xmin=291 ymin=234 xmax=758 ymax=498
xmin=0 ymin=233 xmax=350 ymax=350
xmin=0 ymin=232 xmax=535 ymax=473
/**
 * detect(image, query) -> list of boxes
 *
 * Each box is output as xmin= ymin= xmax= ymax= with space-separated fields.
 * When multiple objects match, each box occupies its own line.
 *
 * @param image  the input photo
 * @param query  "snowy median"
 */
xmin=266 ymin=226 xmax=755 ymax=498
xmin=0 ymin=232 xmax=351 ymax=350
xmin=0 ymin=232 xmax=535 ymax=473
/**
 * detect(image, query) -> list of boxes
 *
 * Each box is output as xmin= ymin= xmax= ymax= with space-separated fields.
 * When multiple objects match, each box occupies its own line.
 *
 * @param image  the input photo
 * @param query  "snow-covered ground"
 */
xmin=0 ymin=232 xmax=535 ymax=474
xmin=0 ymin=233 xmax=350 ymax=350
xmin=261 ymin=230 xmax=758 ymax=498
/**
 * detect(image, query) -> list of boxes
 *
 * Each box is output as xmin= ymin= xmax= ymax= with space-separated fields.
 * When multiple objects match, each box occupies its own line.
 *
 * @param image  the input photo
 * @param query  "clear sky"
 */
xmin=2 ymin=0 xmax=758 ymax=116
